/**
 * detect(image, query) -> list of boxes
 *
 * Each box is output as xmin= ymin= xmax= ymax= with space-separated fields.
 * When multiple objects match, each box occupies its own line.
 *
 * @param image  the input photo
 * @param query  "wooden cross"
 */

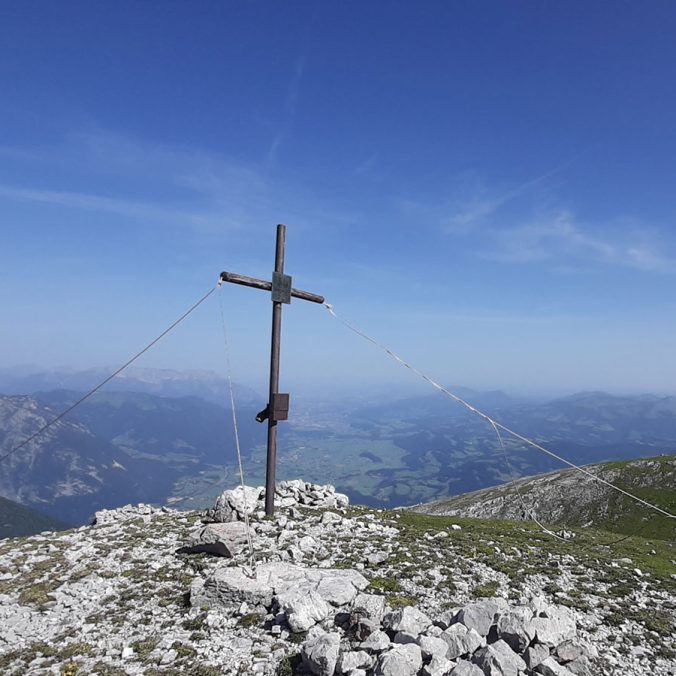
xmin=220 ymin=224 xmax=324 ymax=516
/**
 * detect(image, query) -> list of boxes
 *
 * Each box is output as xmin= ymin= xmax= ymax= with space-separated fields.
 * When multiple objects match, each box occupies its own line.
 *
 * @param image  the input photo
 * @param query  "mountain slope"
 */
xmin=0 ymin=496 xmax=71 ymax=539
xmin=410 ymin=455 xmax=676 ymax=541
xmin=0 ymin=393 xmax=263 ymax=524
xmin=0 ymin=395 xmax=153 ymax=524
xmin=34 ymin=389 xmax=260 ymax=466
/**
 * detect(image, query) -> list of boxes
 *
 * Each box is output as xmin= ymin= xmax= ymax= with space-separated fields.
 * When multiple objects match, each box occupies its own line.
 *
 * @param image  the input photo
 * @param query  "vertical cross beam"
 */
xmin=219 ymin=224 xmax=324 ymax=516
xmin=265 ymin=224 xmax=286 ymax=516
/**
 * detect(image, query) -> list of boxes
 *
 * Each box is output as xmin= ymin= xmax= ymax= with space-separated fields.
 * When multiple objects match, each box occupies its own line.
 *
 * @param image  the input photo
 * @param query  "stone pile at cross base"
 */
xmin=189 ymin=483 xmax=599 ymax=676
xmin=0 ymin=479 xmax=672 ymax=676
xmin=201 ymin=480 xmax=350 ymax=525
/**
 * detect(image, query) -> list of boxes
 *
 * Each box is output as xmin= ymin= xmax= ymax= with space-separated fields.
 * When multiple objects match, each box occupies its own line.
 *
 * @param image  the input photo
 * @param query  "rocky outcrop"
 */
xmin=92 ymin=502 xmax=167 ymax=525
xmin=191 ymin=561 xmax=368 ymax=624
xmin=0 ymin=482 xmax=672 ymax=676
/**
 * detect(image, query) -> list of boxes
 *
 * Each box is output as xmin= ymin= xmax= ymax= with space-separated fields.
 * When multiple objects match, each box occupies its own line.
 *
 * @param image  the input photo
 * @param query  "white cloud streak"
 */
xmin=265 ymin=57 xmax=306 ymax=172
xmin=0 ymin=184 xmax=211 ymax=226
xmin=0 ymin=129 xmax=354 ymax=237
xmin=401 ymin=162 xmax=674 ymax=274
xmin=482 ymin=210 xmax=675 ymax=273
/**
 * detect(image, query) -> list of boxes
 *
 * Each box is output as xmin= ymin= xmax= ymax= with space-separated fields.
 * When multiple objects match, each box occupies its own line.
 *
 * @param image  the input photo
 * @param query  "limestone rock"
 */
xmin=316 ymin=574 xmax=359 ymax=607
xmin=555 ymin=640 xmax=585 ymax=663
xmin=352 ymin=618 xmax=380 ymax=642
xmin=564 ymin=655 xmax=593 ymax=676
xmin=306 ymin=568 xmax=369 ymax=597
xmin=456 ymin=600 xmax=502 ymax=637
xmin=473 ymin=639 xmax=526 ymax=676
xmin=300 ymin=535 xmax=319 ymax=554
xmin=337 ymin=650 xmax=373 ymax=674
xmin=203 ymin=481 xmax=351 ymax=524
xmin=352 ymin=592 xmax=387 ymax=623
xmin=375 ymin=643 xmax=423 ymax=676
xmin=361 ymin=630 xmax=391 ymax=652
xmin=382 ymin=606 xmax=432 ymax=637
xmin=417 ymin=634 xmax=450 ymax=660
xmin=496 ymin=605 xmax=535 ymax=653
xmin=449 ymin=660 xmax=484 ymax=676
xmin=436 ymin=608 xmax=461 ymax=630
xmin=335 ymin=493 xmax=350 ymax=507
xmin=227 ymin=485 xmax=263 ymax=517
xmin=524 ymin=643 xmax=550 ymax=669
xmin=366 ymin=551 xmax=389 ymax=566
xmin=184 ymin=522 xmax=250 ymax=557
xmin=535 ymin=656 xmax=577 ymax=676
xmin=321 ymin=512 xmax=343 ymax=526
xmin=93 ymin=503 xmax=158 ymax=525
xmin=192 ymin=562 xmax=367 ymax=613
xmin=422 ymin=655 xmax=456 ymax=676
xmin=278 ymin=588 xmax=331 ymax=632
xmin=190 ymin=563 xmax=278 ymax=609
xmin=440 ymin=623 xmax=483 ymax=660
xmin=530 ymin=605 xmax=576 ymax=647
xmin=302 ymin=631 xmax=341 ymax=676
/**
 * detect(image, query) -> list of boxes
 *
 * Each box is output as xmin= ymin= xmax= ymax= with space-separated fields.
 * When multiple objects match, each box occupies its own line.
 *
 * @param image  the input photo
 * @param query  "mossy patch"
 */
xmin=276 ymin=653 xmax=301 ymax=676
xmin=387 ymin=594 xmax=418 ymax=608
xmin=472 ymin=581 xmax=499 ymax=597
xmin=237 ymin=612 xmax=264 ymax=628
xmin=18 ymin=582 xmax=57 ymax=605
xmin=369 ymin=577 xmax=402 ymax=593
xmin=130 ymin=636 xmax=160 ymax=659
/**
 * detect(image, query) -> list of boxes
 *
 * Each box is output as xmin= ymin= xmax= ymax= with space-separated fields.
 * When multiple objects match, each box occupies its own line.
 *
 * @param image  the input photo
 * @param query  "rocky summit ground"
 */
xmin=0 ymin=480 xmax=674 ymax=676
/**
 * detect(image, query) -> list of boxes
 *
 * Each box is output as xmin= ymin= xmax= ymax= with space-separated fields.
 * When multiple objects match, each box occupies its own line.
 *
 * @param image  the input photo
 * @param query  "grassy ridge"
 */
xmin=563 ymin=455 xmax=675 ymax=541
xmin=413 ymin=454 xmax=675 ymax=542
xmin=394 ymin=509 xmax=676 ymax=586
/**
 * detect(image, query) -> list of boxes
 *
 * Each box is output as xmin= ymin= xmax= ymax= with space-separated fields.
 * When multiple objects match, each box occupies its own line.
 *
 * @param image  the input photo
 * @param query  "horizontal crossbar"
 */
xmin=219 ymin=271 xmax=324 ymax=304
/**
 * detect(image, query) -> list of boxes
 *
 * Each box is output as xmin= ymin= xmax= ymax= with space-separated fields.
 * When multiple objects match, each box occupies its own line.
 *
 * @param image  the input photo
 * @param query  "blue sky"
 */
xmin=1 ymin=1 xmax=675 ymax=396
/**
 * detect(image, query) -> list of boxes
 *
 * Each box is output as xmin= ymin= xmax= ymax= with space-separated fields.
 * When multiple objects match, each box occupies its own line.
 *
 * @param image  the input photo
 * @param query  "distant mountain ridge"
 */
xmin=1 ymin=374 xmax=676 ymax=524
xmin=342 ymin=387 xmax=676 ymax=508
xmin=410 ymin=455 xmax=676 ymax=541
xmin=0 ymin=366 xmax=261 ymax=406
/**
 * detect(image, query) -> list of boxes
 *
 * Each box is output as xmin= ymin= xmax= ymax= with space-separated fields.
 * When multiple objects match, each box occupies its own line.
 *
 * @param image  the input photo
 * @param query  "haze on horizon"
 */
xmin=2 ymin=3 xmax=675 ymax=398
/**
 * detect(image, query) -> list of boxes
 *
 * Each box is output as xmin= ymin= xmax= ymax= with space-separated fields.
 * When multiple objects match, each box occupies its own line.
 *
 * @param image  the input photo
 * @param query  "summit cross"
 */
xmin=219 ymin=224 xmax=324 ymax=516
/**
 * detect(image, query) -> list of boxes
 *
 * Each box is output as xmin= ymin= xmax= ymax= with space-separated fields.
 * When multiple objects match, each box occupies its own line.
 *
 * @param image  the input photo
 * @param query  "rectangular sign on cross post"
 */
xmin=220 ymin=224 xmax=324 ymax=516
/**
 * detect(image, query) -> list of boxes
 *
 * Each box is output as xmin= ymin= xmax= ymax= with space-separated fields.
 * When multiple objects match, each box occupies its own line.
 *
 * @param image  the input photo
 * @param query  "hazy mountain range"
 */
xmin=0 ymin=366 xmax=261 ymax=405
xmin=0 ymin=367 xmax=675 ymax=527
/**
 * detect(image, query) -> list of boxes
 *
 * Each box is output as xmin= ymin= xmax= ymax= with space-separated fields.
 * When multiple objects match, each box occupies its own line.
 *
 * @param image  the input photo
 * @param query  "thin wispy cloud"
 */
xmin=397 ymin=170 xmax=551 ymax=234
xmin=265 ymin=56 xmax=306 ymax=172
xmin=0 ymin=130 xmax=356 ymax=238
xmin=482 ymin=210 xmax=676 ymax=273
xmin=400 ymin=159 xmax=674 ymax=274
xmin=286 ymin=57 xmax=305 ymax=118
xmin=439 ymin=156 xmax=586 ymax=233
xmin=0 ymin=184 xmax=212 ymax=226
